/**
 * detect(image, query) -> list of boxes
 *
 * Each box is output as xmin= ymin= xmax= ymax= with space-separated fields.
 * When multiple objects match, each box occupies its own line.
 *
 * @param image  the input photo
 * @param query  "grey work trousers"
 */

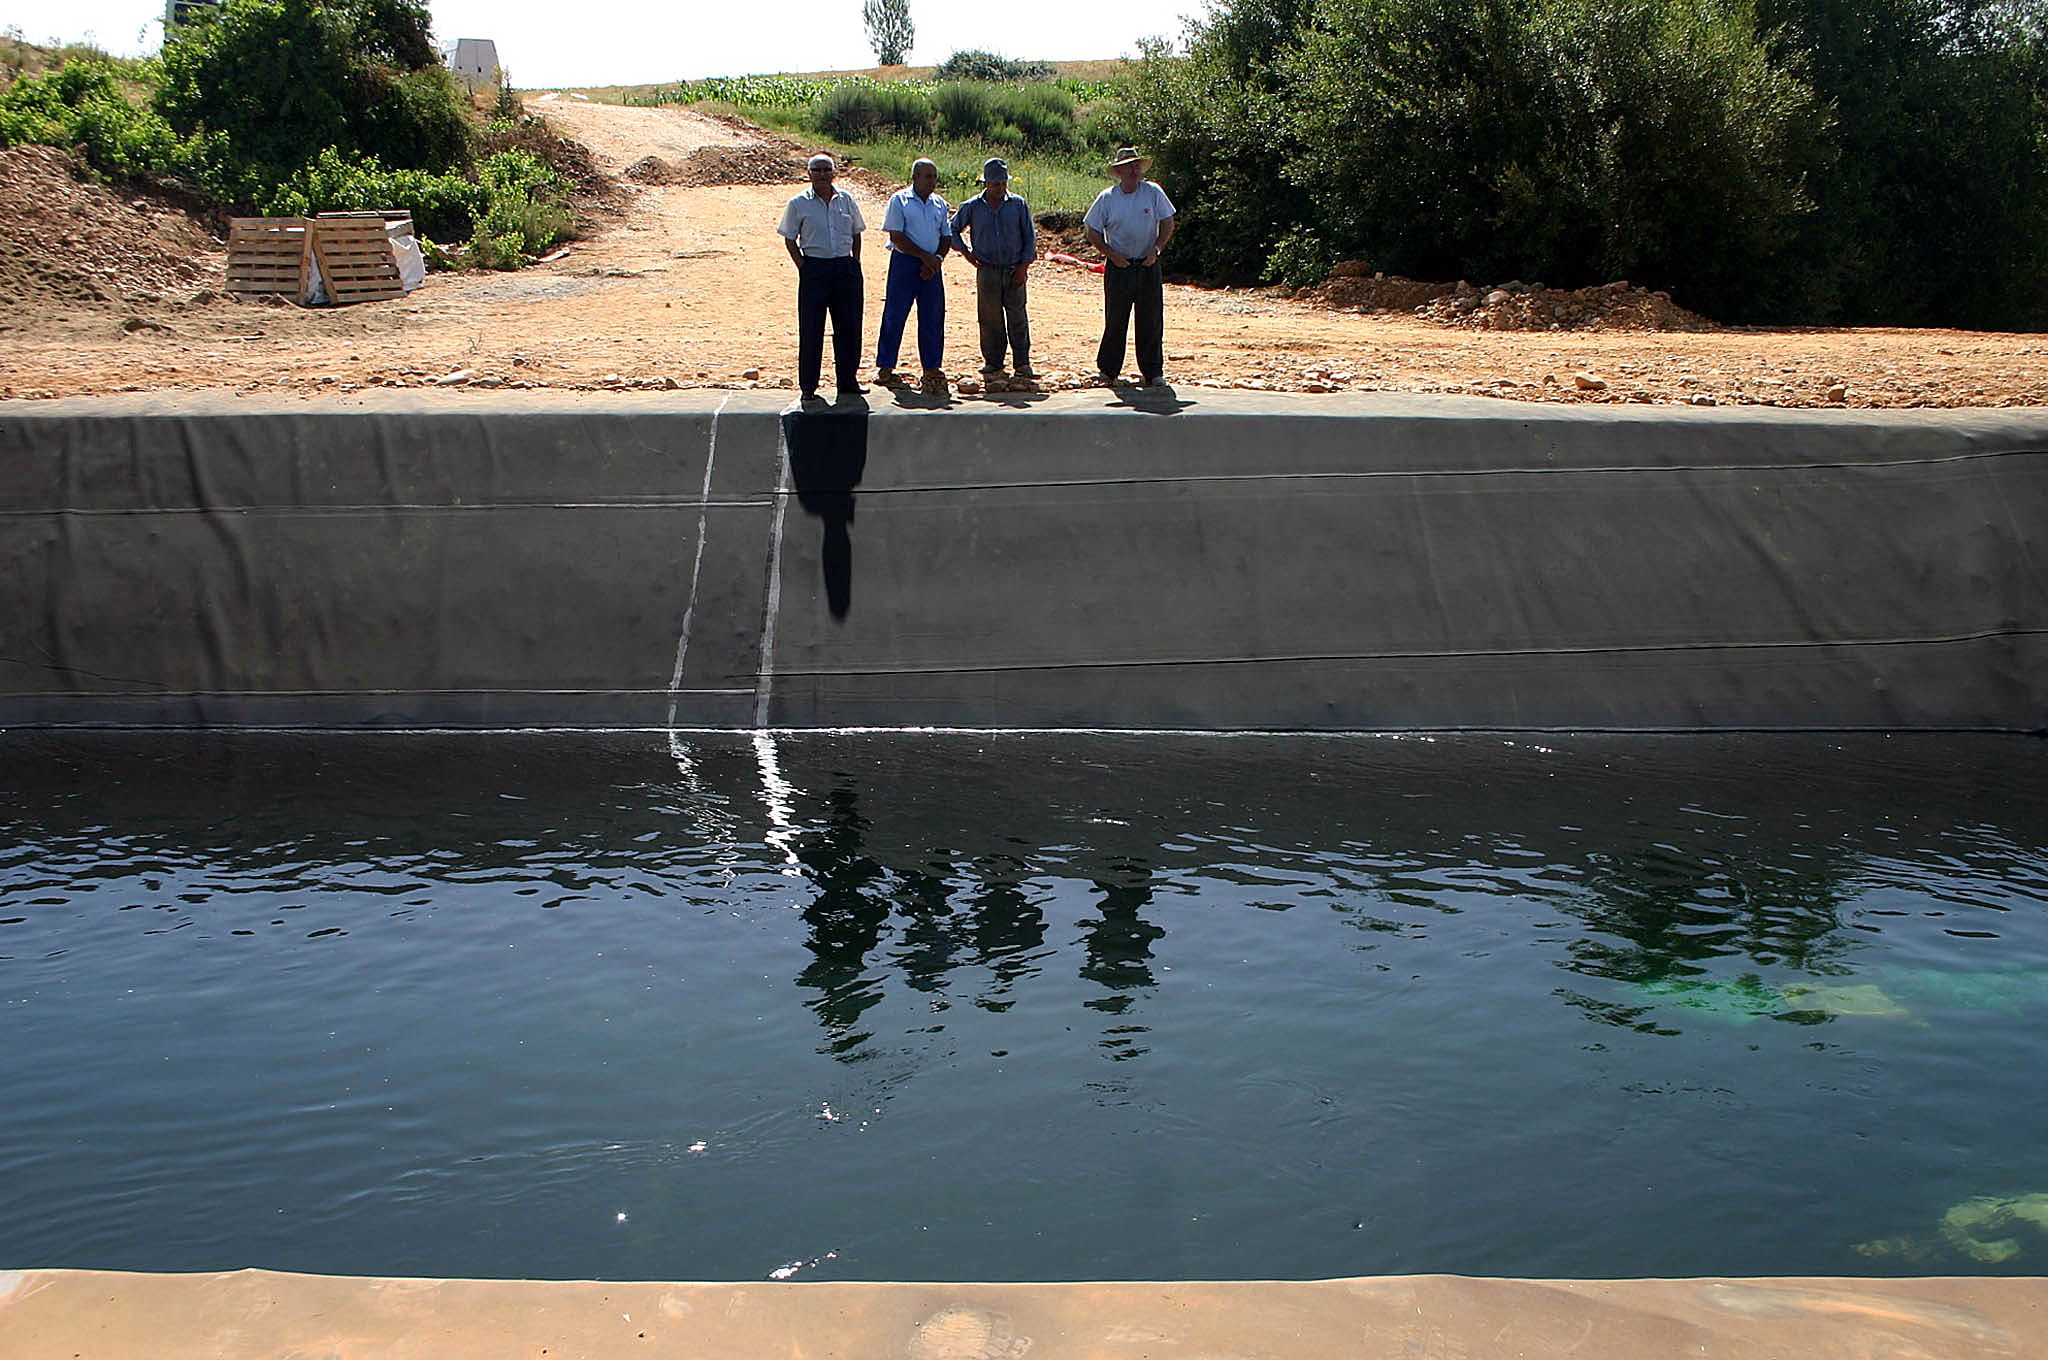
xmin=975 ymin=263 xmax=1032 ymax=371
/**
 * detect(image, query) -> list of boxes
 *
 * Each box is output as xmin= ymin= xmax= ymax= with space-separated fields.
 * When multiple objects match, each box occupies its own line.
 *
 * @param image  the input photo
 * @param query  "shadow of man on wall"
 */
xmin=783 ymin=406 xmax=870 ymax=621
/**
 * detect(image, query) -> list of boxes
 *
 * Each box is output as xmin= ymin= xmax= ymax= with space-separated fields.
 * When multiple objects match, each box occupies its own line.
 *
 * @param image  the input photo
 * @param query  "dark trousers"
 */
xmin=875 ymin=249 xmax=946 ymax=371
xmin=975 ymin=263 xmax=1031 ymax=371
xmin=797 ymin=256 xmax=863 ymax=394
xmin=1097 ymin=259 xmax=1164 ymax=382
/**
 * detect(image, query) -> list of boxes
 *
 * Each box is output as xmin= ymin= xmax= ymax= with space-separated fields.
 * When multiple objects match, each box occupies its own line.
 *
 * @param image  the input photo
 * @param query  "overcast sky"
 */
xmin=0 ymin=1 xmax=1203 ymax=85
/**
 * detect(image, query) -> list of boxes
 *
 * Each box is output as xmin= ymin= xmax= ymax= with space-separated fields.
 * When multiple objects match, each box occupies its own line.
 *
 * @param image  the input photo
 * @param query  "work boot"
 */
xmin=920 ymin=369 xmax=946 ymax=395
xmin=875 ymin=367 xmax=899 ymax=386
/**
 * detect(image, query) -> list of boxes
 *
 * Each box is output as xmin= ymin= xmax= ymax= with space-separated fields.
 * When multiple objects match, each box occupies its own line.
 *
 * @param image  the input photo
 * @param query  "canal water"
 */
xmin=2 ymin=732 xmax=2045 ymax=1282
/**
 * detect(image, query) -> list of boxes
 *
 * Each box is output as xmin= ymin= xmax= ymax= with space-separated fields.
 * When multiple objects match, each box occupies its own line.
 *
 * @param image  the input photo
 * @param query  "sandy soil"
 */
xmin=1 ymin=101 xmax=2043 ymax=407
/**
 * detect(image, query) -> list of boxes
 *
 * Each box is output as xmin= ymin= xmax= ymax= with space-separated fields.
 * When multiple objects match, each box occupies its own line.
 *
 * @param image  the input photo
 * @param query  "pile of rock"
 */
xmin=1311 ymin=262 xmax=1716 ymax=332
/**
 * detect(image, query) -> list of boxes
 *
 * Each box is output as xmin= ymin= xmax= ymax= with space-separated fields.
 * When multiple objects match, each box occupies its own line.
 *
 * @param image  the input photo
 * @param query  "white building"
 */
xmin=446 ymin=38 xmax=501 ymax=89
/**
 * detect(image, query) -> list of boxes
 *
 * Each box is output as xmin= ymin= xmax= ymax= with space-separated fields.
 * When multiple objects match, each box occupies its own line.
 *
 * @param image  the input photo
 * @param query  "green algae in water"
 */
xmin=1633 ymin=974 xmax=1784 ymax=1023
xmin=1859 ymin=1193 xmax=2048 ymax=1266
xmin=1630 ymin=974 xmax=1911 ymax=1025
xmin=1881 ymin=967 xmax=2048 ymax=1015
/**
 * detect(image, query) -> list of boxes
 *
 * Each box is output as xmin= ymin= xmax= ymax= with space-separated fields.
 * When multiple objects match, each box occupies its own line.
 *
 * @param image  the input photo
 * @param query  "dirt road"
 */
xmin=2 ymin=100 xmax=2043 ymax=407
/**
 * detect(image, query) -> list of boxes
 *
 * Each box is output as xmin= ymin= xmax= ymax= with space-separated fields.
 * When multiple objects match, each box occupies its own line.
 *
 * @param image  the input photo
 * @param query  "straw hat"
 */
xmin=1108 ymin=146 xmax=1150 ymax=174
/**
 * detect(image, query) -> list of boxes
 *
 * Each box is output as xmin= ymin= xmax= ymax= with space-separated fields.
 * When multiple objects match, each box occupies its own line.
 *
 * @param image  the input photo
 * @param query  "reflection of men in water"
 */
xmin=1080 ymin=857 xmax=1165 ymax=1013
xmin=794 ymin=785 xmax=889 ymax=1055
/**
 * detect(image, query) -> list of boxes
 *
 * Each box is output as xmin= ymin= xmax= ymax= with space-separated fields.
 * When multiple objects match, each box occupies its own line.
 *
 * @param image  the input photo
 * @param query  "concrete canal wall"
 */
xmin=1 ymin=1268 xmax=2042 ymax=1359
xmin=3 ymin=391 xmax=2045 ymax=730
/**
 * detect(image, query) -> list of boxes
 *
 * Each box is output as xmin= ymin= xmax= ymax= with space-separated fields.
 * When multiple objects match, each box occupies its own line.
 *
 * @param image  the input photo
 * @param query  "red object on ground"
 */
xmin=1048 ymin=252 xmax=1106 ymax=275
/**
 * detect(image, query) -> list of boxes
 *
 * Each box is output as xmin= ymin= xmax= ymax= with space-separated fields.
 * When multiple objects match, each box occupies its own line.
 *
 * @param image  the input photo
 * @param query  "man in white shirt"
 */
xmin=875 ymin=158 xmax=953 ymax=394
xmin=777 ymin=153 xmax=867 ymax=406
xmin=1082 ymin=147 xmax=1178 ymax=387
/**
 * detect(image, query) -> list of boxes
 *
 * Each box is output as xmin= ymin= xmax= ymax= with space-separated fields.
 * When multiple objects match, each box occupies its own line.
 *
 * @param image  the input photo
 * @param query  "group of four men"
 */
xmin=776 ymin=146 xmax=1178 ymax=405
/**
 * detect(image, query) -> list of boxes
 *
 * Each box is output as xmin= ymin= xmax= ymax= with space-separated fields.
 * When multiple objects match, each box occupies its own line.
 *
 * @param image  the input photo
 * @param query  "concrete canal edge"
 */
xmin=1 ymin=1268 xmax=2044 ymax=1357
xmin=3 ymin=389 xmax=2046 ymax=730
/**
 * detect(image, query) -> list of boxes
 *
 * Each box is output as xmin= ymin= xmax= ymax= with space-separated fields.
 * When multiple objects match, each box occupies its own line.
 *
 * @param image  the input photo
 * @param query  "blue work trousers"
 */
xmin=875 ymin=248 xmax=946 ymax=372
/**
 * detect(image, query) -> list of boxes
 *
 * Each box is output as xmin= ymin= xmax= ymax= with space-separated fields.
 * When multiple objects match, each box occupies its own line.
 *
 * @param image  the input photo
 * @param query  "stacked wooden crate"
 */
xmin=311 ymin=212 xmax=408 ymax=305
xmin=224 ymin=218 xmax=313 ymax=303
xmin=223 ymin=213 xmax=412 ymax=306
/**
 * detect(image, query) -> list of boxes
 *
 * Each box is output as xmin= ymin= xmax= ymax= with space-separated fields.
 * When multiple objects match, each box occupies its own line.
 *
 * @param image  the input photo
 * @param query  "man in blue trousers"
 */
xmin=875 ymin=158 xmax=953 ymax=395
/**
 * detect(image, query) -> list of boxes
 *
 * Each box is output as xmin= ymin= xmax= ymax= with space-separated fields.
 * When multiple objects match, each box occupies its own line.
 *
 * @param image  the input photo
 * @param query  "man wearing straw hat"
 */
xmin=777 ymin=152 xmax=867 ymax=407
xmin=1083 ymin=146 xmax=1177 ymax=387
xmin=951 ymin=156 xmax=1038 ymax=381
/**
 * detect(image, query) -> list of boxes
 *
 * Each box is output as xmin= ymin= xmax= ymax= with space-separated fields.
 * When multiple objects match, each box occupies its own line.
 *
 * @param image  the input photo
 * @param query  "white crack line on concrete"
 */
xmin=753 ymin=415 xmax=792 ymax=730
xmin=666 ymin=391 xmax=733 ymax=774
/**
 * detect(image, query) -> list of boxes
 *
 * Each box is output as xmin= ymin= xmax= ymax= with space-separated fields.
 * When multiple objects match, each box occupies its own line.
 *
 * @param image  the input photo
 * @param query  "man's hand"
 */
xmin=1010 ymin=263 xmax=1029 ymax=287
xmin=1108 ymin=251 xmax=1131 ymax=269
xmin=1139 ymin=251 xmax=1159 ymax=267
xmin=920 ymin=259 xmax=938 ymax=280
xmin=961 ymin=250 xmax=981 ymax=268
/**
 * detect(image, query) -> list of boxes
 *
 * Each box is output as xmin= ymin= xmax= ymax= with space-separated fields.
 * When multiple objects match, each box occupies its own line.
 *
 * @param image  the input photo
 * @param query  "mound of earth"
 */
xmin=627 ymin=143 xmax=804 ymax=189
xmin=0 ymin=145 xmax=221 ymax=311
xmin=1313 ymin=261 xmax=1716 ymax=332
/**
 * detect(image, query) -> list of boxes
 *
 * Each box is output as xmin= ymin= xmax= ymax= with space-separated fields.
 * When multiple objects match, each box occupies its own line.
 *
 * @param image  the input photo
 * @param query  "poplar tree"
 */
xmin=863 ymin=0 xmax=915 ymax=66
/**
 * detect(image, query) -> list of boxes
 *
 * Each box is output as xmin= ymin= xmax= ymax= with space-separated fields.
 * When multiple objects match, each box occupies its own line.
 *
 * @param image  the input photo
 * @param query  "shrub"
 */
xmin=261 ymin=146 xmax=568 ymax=262
xmin=0 ymin=60 xmax=196 ymax=180
xmin=1264 ymin=226 xmax=1336 ymax=287
xmin=930 ymin=81 xmax=996 ymax=137
xmin=934 ymin=50 xmax=1055 ymax=81
xmin=1000 ymin=82 xmax=1077 ymax=150
xmin=1283 ymin=0 xmax=1824 ymax=312
xmin=156 ymin=0 xmax=471 ymax=181
xmin=1133 ymin=0 xmax=2048 ymax=326
xmin=816 ymin=81 xmax=931 ymax=139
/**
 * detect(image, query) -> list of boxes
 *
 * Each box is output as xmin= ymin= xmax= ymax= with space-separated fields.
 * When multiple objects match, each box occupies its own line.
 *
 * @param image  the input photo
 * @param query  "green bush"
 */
xmin=1264 ymin=226 xmax=1336 ymax=287
xmin=1001 ymin=82 xmax=1077 ymax=150
xmin=1283 ymin=0 xmax=1823 ymax=312
xmin=816 ymin=81 xmax=931 ymax=139
xmin=157 ymin=0 xmax=470 ymax=183
xmin=931 ymin=81 xmax=997 ymax=138
xmin=261 ymin=145 xmax=567 ymax=259
xmin=1132 ymin=0 xmax=2048 ymax=326
xmin=0 ymin=60 xmax=197 ymax=180
xmin=934 ymin=50 xmax=1055 ymax=81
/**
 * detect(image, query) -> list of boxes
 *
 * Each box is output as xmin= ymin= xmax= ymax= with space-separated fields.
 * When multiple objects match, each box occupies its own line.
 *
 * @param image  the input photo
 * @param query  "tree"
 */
xmin=863 ymin=0 xmax=914 ymax=66
xmin=156 ymin=0 xmax=469 ymax=190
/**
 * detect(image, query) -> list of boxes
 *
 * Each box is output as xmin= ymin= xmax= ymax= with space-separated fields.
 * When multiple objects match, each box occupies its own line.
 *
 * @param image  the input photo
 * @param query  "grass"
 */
xmin=770 ymin=122 xmax=1106 ymax=215
xmin=560 ymin=58 xmax=1130 ymax=106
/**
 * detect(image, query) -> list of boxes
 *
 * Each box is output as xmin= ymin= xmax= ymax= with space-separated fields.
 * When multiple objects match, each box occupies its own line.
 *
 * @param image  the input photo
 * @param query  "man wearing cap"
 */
xmin=778 ymin=152 xmax=867 ymax=405
xmin=951 ymin=157 xmax=1037 ymax=381
xmin=874 ymin=158 xmax=953 ymax=394
xmin=1083 ymin=147 xmax=1177 ymax=387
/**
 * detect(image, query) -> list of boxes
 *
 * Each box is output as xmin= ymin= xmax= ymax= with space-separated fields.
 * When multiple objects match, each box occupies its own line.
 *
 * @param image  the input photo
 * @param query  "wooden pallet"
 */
xmin=311 ymin=215 xmax=405 ymax=305
xmin=225 ymin=217 xmax=312 ymax=303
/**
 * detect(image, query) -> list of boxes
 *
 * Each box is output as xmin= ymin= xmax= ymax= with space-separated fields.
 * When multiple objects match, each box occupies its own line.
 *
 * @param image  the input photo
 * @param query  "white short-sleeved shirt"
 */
xmin=882 ymin=187 xmax=952 ymax=255
xmin=778 ymin=187 xmax=866 ymax=258
xmin=1083 ymin=180 xmax=1176 ymax=260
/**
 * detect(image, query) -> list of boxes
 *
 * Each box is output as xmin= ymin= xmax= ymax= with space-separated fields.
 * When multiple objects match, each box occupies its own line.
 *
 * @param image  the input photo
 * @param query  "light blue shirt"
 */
xmin=882 ymin=186 xmax=953 ymax=255
xmin=777 ymin=187 xmax=867 ymax=259
xmin=1083 ymin=180 xmax=1176 ymax=260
